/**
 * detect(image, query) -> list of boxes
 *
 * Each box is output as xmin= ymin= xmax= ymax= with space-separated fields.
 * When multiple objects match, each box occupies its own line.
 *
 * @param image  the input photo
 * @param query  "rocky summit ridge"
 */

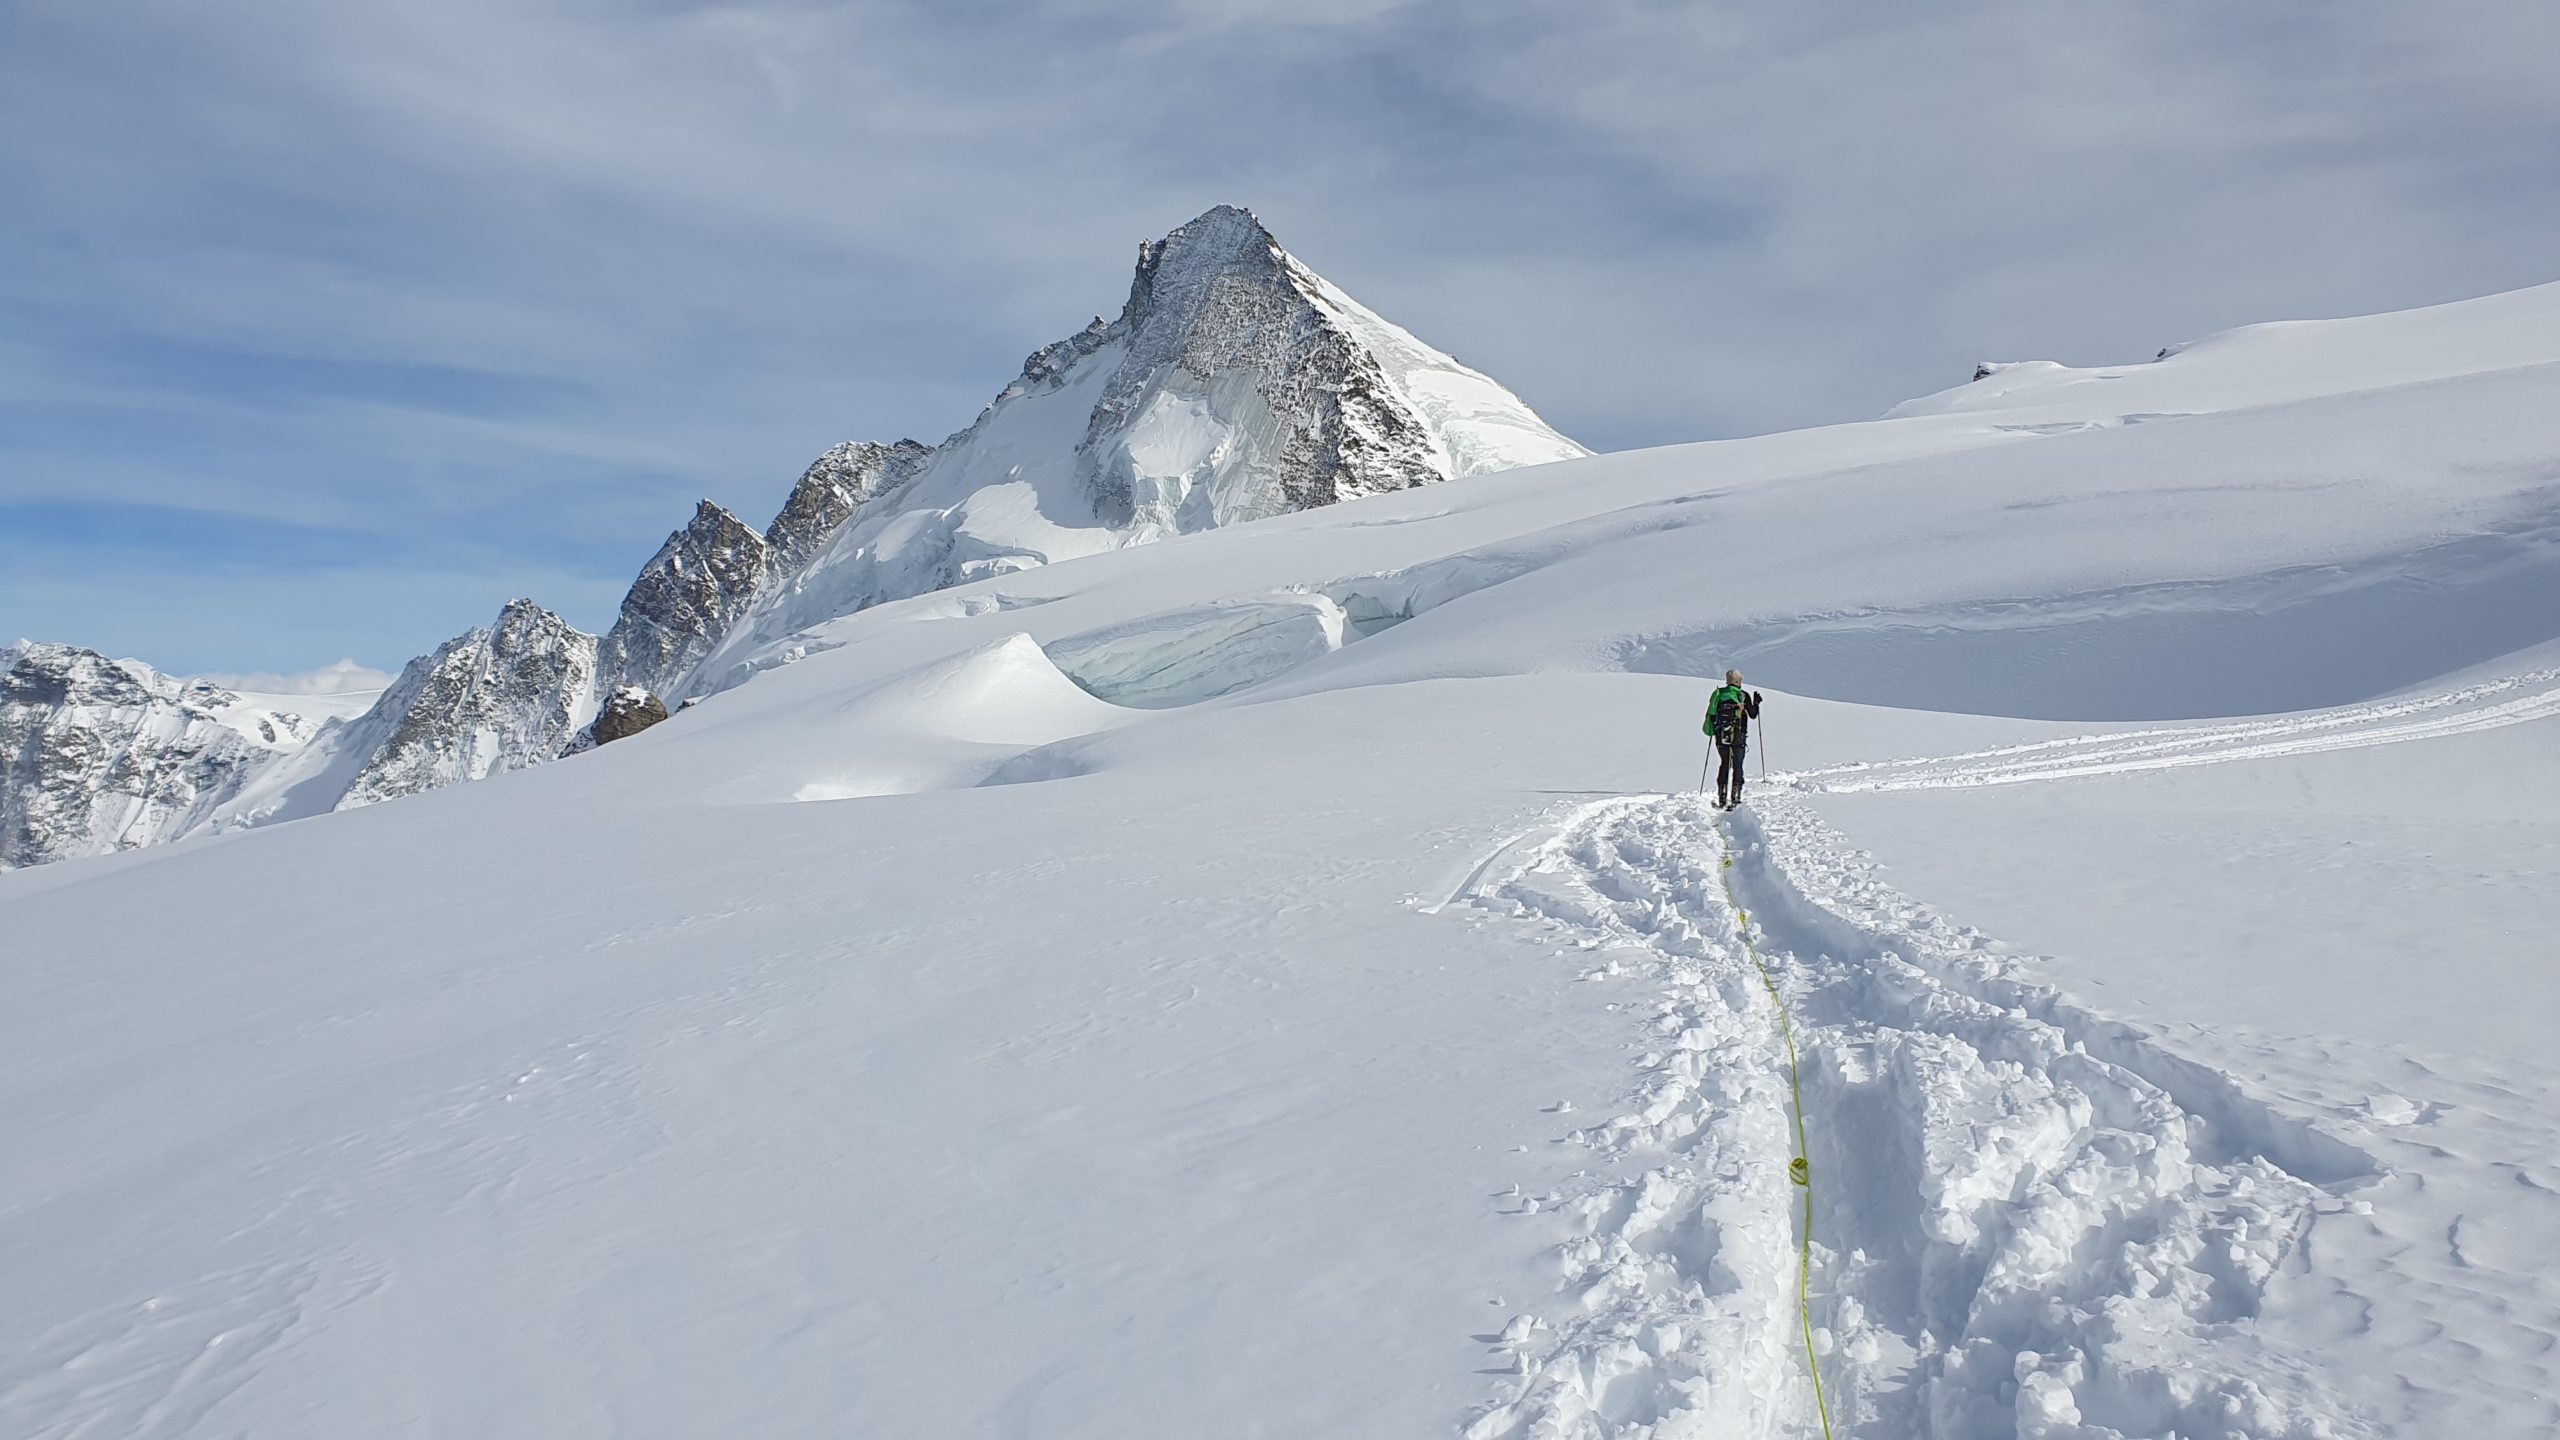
xmin=1 ymin=206 xmax=1587 ymax=870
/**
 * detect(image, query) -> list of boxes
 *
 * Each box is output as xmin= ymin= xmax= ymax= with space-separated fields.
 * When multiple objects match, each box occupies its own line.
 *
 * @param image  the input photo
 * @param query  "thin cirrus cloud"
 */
xmin=194 ymin=659 xmax=398 ymax=697
xmin=3 ymin=0 xmax=2556 ymax=676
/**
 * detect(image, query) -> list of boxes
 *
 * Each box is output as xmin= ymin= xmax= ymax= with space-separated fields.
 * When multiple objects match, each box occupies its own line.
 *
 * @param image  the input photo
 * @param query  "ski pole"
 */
xmin=1758 ymin=714 xmax=1769 ymax=781
xmin=1698 ymin=740 xmax=1714 ymax=796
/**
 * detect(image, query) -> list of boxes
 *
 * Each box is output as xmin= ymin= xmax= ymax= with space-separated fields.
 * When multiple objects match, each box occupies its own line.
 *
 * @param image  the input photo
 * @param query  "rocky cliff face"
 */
xmin=765 ymin=440 xmax=934 ymax=571
xmin=0 ymin=644 xmax=335 ymax=869
xmin=596 ymin=502 xmax=775 ymax=705
xmin=5 ymin=205 xmax=1588 ymax=867
xmin=332 ymin=601 xmax=601 ymax=810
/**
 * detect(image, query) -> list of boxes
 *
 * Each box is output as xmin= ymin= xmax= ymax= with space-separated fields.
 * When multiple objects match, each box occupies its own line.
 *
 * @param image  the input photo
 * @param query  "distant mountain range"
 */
xmin=0 ymin=206 xmax=1588 ymax=870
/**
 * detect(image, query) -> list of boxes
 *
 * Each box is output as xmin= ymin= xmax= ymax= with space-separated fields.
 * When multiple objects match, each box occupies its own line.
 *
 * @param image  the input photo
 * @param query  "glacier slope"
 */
xmin=5 ymin=281 xmax=2560 ymax=1438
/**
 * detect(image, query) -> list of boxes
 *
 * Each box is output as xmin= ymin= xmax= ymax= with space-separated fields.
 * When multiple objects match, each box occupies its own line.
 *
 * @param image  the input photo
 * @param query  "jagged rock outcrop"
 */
xmin=766 ymin=440 xmax=933 ymax=571
xmin=569 ymin=685 xmax=670 ymax=753
xmin=0 ymin=644 xmax=329 ymax=869
xmin=332 ymin=601 xmax=600 ymax=810
xmin=595 ymin=502 xmax=773 ymax=704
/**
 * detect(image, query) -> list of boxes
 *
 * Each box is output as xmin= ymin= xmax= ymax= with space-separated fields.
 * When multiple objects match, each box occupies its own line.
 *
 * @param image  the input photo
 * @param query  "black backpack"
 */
xmin=1709 ymin=686 xmax=1747 ymax=744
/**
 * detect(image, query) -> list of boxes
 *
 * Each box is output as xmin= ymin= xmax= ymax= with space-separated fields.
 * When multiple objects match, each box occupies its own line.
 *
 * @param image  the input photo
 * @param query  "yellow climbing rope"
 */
xmin=1718 ymin=822 xmax=1836 ymax=1440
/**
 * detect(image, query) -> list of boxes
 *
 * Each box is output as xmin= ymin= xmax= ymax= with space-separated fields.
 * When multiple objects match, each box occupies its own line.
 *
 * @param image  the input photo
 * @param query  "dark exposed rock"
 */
xmin=575 ymin=685 xmax=670 ymax=752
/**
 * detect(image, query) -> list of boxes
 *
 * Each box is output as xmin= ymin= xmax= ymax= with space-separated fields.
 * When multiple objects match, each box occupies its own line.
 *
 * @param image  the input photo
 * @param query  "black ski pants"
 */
xmin=1716 ymin=735 xmax=1748 ymax=796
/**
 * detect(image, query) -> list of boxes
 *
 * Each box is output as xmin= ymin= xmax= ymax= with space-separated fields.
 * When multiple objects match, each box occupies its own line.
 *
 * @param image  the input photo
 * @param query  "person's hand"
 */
xmin=1752 ymin=691 xmax=1763 ymax=704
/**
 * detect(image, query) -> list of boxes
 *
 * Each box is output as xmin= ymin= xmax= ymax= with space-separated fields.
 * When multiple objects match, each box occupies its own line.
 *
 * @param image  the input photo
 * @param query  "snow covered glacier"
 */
xmin=8 ymin=276 xmax=2557 ymax=1439
xmin=0 ymin=206 xmax=1585 ymax=869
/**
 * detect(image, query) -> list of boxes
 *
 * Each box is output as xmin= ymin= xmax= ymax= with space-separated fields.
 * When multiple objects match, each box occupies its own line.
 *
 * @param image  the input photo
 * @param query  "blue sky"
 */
xmin=5 ymin=1 xmax=2557 ymax=678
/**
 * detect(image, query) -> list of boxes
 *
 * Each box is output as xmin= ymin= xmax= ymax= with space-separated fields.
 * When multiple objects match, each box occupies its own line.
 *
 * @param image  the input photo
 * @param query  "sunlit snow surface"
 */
xmin=6 ymin=283 xmax=2560 ymax=1438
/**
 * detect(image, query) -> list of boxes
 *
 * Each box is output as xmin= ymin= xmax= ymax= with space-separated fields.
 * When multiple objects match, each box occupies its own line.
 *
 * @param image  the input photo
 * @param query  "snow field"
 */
xmin=1798 ymin=661 xmax=2560 ymax=1436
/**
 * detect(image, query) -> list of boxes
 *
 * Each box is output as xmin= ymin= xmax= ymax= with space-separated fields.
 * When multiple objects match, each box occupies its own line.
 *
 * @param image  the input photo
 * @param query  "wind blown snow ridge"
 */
xmin=1788 ymin=668 xmax=2560 ymax=794
xmin=1458 ymin=793 xmax=2374 ymax=1439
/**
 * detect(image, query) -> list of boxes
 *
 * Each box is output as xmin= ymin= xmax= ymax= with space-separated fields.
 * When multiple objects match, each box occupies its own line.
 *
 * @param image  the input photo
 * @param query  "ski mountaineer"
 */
xmin=1704 ymin=669 xmax=1764 ymax=810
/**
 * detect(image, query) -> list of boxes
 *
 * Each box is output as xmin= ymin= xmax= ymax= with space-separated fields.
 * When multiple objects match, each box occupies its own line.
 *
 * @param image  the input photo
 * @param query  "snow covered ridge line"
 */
xmin=1786 ymin=666 xmax=2560 ymax=794
xmin=1892 ymin=278 xmax=2560 ymax=423
xmin=0 ymin=643 xmax=373 ymax=872
xmin=0 ymin=205 xmax=1588 ymax=870
xmin=1457 ymin=792 xmax=2374 ymax=1440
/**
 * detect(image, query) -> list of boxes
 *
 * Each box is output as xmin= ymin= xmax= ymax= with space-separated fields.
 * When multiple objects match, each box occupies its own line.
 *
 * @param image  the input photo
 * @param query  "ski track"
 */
xmin=1457 ymin=791 xmax=2380 ymax=1440
xmin=1785 ymin=668 xmax=2560 ymax=794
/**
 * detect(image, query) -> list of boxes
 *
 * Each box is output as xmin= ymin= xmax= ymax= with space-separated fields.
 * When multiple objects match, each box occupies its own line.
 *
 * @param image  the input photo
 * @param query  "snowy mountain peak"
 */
xmin=1075 ymin=204 xmax=1589 ymax=534
xmin=688 ymin=206 xmax=1590 ymax=693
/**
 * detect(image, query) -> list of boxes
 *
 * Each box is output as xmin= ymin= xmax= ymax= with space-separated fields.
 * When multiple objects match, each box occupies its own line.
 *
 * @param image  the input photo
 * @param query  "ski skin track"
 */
xmin=1455 ymin=791 xmax=2377 ymax=1438
xmin=1784 ymin=668 xmax=2560 ymax=795
xmin=1426 ymin=669 xmax=2550 ymax=1437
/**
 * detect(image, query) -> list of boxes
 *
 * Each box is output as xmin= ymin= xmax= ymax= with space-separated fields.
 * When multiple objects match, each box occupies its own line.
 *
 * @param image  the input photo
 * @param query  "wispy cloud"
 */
xmin=195 ymin=658 xmax=396 ymax=695
xmin=4 ymin=0 xmax=2555 ymax=672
